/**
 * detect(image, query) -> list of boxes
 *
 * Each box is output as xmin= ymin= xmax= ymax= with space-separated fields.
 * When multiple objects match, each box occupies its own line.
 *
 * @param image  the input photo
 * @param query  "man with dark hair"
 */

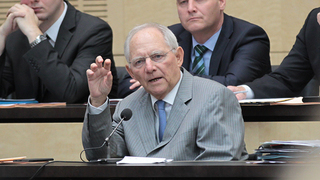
xmin=0 ymin=0 xmax=118 ymax=103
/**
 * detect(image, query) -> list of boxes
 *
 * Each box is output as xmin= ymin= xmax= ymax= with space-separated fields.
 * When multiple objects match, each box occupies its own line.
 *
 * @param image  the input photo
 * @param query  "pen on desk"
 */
xmin=233 ymin=90 xmax=248 ymax=94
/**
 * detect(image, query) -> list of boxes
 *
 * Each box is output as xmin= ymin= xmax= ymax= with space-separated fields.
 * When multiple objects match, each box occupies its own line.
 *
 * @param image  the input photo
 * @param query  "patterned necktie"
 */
xmin=192 ymin=45 xmax=208 ymax=75
xmin=156 ymin=100 xmax=166 ymax=141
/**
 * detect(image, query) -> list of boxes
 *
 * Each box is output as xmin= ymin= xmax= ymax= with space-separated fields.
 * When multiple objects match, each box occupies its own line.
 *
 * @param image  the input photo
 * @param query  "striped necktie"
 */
xmin=156 ymin=100 xmax=166 ymax=142
xmin=192 ymin=45 xmax=208 ymax=75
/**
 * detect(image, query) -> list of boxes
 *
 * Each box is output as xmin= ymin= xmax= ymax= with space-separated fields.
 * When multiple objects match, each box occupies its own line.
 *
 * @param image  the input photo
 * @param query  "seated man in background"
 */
xmin=228 ymin=9 xmax=320 ymax=100
xmin=82 ymin=23 xmax=248 ymax=161
xmin=118 ymin=0 xmax=270 ymax=98
xmin=0 ymin=0 xmax=118 ymax=103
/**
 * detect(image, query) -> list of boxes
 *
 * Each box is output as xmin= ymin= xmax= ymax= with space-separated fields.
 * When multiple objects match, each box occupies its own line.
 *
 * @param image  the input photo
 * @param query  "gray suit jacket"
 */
xmin=82 ymin=68 xmax=248 ymax=161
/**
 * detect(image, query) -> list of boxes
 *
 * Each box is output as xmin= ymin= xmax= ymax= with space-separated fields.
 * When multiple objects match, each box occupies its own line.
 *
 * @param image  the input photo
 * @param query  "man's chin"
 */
xmin=183 ymin=24 xmax=205 ymax=34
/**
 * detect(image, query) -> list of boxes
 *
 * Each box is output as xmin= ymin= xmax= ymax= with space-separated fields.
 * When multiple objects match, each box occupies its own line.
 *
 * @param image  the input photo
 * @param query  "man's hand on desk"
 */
xmin=227 ymin=86 xmax=247 ymax=100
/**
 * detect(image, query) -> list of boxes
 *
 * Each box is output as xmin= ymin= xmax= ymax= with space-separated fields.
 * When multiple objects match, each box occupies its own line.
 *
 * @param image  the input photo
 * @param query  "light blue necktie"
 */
xmin=192 ymin=45 xmax=208 ymax=75
xmin=156 ymin=100 xmax=166 ymax=141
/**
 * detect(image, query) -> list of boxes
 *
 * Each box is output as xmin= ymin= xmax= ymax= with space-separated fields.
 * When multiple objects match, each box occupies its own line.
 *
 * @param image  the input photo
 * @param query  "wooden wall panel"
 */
xmin=225 ymin=0 xmax=320 ymax=65
xmin=0 ymin=0 xmax=20 ymax=24
xmin=1 ymin=0 xmax=320 ymax=161
xmin=2 ymin=1 xmax=319 ymax=66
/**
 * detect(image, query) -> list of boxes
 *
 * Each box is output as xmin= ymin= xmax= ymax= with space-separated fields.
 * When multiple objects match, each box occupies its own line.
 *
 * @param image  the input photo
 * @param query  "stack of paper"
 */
xmin=239 ymin=97 xmax=303 ymax=104
xmin=255 ymin=140 xmax=320 ymax=161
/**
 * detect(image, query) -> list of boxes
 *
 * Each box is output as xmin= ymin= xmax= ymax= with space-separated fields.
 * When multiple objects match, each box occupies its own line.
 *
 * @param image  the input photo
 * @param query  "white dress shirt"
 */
xmin=44 ymin=2 xmax=68 ymax=47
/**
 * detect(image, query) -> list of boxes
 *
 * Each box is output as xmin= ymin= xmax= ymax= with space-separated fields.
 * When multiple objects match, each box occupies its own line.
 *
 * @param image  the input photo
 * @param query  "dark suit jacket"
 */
xmin=0 ymin=0 xmax=118 ymax=103
xmin=118 ymin=13 xmax=271 ymax=98
xmin=169 ymin=13 xmax=271 ymax=86
xmin=83 ymin=68 xmax=248 ymax=161
xmin=246 ymin=8 xmax=320 ymax=98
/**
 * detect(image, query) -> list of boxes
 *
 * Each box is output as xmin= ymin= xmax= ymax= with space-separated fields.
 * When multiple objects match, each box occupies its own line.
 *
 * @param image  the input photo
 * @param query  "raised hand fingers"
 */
xmin=103 ymin=59 xmax=112 ymax=70
xmin=95 ymin=56 xmax=104 ymax=68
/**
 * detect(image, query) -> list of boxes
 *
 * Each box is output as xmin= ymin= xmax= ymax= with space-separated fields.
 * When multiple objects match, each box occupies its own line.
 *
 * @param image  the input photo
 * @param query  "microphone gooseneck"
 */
xmin=105 ymin=108 xmax=132 ymax=159
xmin=81 ymin=108 xmax=133 ymax=163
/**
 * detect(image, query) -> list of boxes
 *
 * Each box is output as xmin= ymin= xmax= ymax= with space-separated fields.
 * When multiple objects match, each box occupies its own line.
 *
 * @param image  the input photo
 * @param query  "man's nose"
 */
xmin=187 ymin=0 xmax=197 ymax=13
xmin=144 ymin=58 xmax=156 ymax=72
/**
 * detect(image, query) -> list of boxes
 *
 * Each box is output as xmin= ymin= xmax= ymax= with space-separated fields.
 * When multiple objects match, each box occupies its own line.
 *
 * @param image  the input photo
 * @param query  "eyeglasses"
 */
xmin=129 ymin=48 xmax=175 ymax=69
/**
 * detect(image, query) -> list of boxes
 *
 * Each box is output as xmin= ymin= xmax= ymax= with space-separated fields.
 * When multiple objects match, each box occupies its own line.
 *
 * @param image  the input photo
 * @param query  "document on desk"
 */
xmin=116 ymin=156 xmax=173 ymax=164
xmin=0 ymin=98 xmax=67 ymax=108
xmin=0 ymin=98 xmax=38 ymax=104
xmin=0 ymin=156 xmax=26 ymax=163
xmin=239 ymin=97 xmax=303 ymax=104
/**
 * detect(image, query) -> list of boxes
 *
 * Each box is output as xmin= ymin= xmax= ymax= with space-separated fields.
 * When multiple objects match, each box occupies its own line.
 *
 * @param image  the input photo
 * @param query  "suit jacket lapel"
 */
xmin=137 ymin=92 xmax=158 ymax=154
xmin=151 ymin=68 xmax=192 ymax=151
xmin=209 ymin=13 xmax=232 ymax=75
xmin=54 ymin=2 xmax=76 ymax=58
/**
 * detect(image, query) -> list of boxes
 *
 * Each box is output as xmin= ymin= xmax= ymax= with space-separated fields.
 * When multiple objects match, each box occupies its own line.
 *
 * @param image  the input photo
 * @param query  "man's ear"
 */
xmin=175 ymin=46 xmax=184 ymax=67
xmin=125 ymin=64 xmax=135 ymax=79
xmin=219 ymin=0 xmax=226 ymax=11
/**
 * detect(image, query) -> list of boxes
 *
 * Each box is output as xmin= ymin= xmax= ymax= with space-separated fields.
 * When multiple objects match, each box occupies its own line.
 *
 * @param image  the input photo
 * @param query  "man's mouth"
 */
xmin=188 ymin=17 xmax=201 ymax=22
xmin=149 ymin=77 xmax=162 ymax=82
xmin=32 ymin=7 xmax=42 ymax=12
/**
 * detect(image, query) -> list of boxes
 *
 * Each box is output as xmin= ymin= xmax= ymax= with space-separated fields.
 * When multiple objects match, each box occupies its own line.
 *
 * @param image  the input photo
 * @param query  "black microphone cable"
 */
xmin=80 ymin=108 xmax=132 ymax=162
xmin=29 ymin=160 xmax=87 ymax=180
xmin=30 ymin=108 xmax=132 ymax=179
xmin=80 ymin=141 xmax=107 ymax=162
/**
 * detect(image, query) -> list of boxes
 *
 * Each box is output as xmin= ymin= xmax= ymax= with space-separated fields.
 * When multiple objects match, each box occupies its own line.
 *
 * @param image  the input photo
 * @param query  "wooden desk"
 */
xmin=1 ymin=103 xmax=320 ymax=160
xmin=1 ymin=103 xmax=320 ymax=123
xmin=0 ymin=161 xmax=317 ymax=179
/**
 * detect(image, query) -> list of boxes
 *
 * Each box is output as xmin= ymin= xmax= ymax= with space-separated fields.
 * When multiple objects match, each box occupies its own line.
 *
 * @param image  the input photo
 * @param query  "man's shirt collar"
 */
xmin=44 ymin=2 xmax=68 ymax=46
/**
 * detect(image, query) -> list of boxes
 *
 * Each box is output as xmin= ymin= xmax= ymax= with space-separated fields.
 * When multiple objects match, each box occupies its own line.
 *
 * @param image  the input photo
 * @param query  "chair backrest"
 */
xmin=271 ymin=65 xmax=319 ymax=96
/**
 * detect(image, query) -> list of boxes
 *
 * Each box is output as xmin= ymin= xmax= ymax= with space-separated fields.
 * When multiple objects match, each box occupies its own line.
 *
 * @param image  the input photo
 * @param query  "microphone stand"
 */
xmin=98 ymin=117 xmax=126 ymax=164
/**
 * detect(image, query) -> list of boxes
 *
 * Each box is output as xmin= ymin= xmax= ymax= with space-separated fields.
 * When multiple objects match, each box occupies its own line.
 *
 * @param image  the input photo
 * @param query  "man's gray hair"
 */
xmin=124 ymin=23 xmax=179 ymax=64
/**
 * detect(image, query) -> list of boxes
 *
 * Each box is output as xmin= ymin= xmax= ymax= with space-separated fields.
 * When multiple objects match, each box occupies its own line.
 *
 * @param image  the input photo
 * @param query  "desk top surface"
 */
xmin=1 ymin=103 xmax=320 ymax=123
xmin=0 ymin=161 xmax=317 ymax=179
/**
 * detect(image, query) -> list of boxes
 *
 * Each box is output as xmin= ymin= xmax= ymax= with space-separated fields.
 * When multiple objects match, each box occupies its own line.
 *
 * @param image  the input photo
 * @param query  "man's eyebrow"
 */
xmin=131 ymin=56 xmax=145 ymax=61
xmin=149 ymin=50 xmax=165 ymax=55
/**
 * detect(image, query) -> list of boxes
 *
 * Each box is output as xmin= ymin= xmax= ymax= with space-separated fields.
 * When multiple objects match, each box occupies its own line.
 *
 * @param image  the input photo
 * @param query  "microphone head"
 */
xmin=120 ymin=108 xmax=132 ymax=121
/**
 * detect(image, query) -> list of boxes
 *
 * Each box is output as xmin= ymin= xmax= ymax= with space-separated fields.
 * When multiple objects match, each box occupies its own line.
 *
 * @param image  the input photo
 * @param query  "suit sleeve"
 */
xmin=246 ymin=8 xmax=318 ymax=98
xmin=201 ymin=25 xmax=271 ymax=86
xmin=82 ymin=101 xmax=129 ymax=161
xmin=0 ymin=51 xmax=12 ymax=98
xmin=195 ymin=87 xmax=247 ymax=160
xmin=23 ymin=19 xmax=117 ymax=103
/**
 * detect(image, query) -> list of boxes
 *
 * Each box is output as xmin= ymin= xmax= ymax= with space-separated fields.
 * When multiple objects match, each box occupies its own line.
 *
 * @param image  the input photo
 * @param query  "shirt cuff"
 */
xmin=239 ymin=85 xmax=254 ymax=99
xmin=87 ymin=96 xmax=109 ymax=115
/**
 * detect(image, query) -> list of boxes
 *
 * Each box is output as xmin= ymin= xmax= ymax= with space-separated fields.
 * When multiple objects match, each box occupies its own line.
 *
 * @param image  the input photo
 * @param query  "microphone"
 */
xmin=98 ymin=108 xmax=132 ymax=163
xmin=104 ymin=108 xmax=132 ymax=143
